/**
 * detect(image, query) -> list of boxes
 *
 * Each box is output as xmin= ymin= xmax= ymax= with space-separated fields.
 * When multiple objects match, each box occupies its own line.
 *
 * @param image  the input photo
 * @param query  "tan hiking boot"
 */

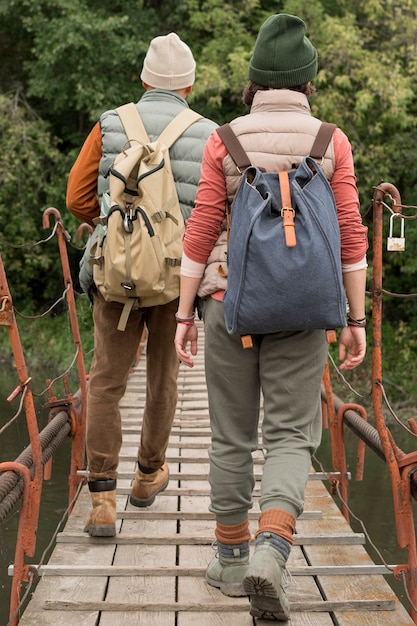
xmin=129 ymin=463 xmax=169 ymax=507
xmin=84 ymin=484 xmax=117 ymax=537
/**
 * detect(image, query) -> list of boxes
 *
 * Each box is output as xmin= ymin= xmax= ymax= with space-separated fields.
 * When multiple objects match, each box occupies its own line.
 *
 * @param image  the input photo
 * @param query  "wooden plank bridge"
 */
xmin=17 ymin=322 xmax=414 ymax=625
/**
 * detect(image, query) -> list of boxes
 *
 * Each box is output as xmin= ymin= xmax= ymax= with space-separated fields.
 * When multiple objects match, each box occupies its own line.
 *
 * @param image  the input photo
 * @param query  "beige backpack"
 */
xmin=91 ymin=103 xmax=201 ymax=330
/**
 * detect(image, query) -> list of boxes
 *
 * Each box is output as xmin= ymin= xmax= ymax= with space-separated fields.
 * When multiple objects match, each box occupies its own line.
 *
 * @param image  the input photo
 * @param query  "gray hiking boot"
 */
xmin=243 ymin=532 xmax=290 ymax=621
xmin=206 ymin=541 xmax=249 ymax=597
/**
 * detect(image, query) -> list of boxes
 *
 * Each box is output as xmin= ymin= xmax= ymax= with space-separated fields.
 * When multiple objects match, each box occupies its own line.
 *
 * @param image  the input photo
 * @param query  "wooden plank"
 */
xmin=98 ymin=404 xmax=180 ymax=625
xmin=282 ymin=545 xmax=335 ymax=625
xmin=298 ymin=479 xmax=415 ymax=625
xmin=106 ymin=470 xmax=347 ymax=482
xmin=101 ymin=501 xmax=178 ymax=625
xmin=17 ymin=487 xmax=119 ymax=626
xmin=115 ymin=484 xmax=346 ymax=497
xmin=43 ymin=599 xmax=395 ymax=612
xmin=24 ymin=564 xmax=395 ymax=577
xmin=56 ymin=532 xmax=366 ymax=546
xmin=117 ymin=510 xmax=323 ymax=520
xmin=122 ymin=428 xmax=214 ymax=436
xmin=176 ymin=441 xmax=253 ymax=625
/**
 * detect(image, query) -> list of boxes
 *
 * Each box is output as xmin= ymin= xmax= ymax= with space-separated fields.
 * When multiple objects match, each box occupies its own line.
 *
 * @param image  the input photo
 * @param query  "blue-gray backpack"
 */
xmin=216 ymin=122 xmax=346 ymax=343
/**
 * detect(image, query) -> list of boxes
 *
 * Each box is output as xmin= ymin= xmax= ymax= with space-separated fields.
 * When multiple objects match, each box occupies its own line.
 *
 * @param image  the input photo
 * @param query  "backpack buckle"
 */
xmin=123 ymin=210 xmax=134 ymax=233
xmin=281 ymin=207 xmax=296 ymax=248
xmin=121 ymin=281 xmax=135 ymax=291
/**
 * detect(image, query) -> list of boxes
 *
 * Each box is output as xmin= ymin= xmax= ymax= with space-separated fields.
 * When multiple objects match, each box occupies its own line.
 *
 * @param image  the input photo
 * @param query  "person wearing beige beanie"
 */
xmin=67 ymin=33 xmax=217 ymax=538
xmin=141 ymin=32 xmax=196 ymax=91
xmin=175 ymin=12 xmax=367 ymax=621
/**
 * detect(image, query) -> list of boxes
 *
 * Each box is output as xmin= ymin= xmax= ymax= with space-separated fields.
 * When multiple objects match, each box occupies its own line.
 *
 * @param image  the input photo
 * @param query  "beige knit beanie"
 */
xmin=140 ymin=33 xmax=196 ymax=90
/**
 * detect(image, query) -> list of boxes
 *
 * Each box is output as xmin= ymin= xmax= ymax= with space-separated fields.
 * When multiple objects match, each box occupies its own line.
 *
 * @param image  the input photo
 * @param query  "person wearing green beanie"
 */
xmin=175 ymin=12 xmax=368 ymax=622
xmin=249 ymin=13 xmax=318 ymax=88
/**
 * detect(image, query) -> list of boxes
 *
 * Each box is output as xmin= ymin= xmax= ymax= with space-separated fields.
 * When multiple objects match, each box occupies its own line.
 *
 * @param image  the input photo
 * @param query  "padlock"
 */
xmin=387 ymin=213 xmax=405 ymax=251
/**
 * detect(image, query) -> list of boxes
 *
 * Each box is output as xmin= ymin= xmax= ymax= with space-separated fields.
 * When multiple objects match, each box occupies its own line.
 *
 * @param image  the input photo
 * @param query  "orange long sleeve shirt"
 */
xmin=66 ymin=122 xmax=102 ymax=227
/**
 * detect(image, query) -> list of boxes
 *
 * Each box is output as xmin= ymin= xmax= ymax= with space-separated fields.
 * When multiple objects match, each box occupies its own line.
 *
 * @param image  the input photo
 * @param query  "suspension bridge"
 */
xmin=1 ymin=182 xmax=417 ymax=625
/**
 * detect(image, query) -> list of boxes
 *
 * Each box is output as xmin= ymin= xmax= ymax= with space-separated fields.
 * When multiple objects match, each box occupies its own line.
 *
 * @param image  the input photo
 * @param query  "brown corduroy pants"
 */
xmin=86 ymin=291 xmax=179 ymax=482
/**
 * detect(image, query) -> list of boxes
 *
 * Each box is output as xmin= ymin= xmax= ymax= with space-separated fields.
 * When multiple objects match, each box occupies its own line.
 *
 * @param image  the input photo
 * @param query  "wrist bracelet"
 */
xmin=175 ymin=312 xmax=195 ymax=324
xmin=347 ymin=314 xmax=366 ymax=328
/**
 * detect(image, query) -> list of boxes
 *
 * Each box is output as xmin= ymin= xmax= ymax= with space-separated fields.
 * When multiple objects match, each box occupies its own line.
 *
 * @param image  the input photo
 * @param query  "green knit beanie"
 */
xmin=249 ymin=13 xmax=318 ymax=88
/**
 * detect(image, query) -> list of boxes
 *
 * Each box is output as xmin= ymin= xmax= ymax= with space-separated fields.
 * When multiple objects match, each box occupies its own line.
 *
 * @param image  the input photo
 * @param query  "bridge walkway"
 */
xmin=17 ymin=323 xmax=413 ymax=625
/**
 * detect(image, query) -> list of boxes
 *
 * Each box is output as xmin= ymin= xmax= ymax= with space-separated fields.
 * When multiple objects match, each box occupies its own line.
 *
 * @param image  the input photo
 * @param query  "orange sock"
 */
xmin=255 ymin=509 xmax=295 ymax=545
xmin=215 ymin=519 xmax=251 ymax=545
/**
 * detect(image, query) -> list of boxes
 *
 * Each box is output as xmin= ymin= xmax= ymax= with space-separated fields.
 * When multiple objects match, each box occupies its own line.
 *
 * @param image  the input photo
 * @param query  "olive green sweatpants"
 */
xmin=203 ymin=297 xmax=328 ymax=525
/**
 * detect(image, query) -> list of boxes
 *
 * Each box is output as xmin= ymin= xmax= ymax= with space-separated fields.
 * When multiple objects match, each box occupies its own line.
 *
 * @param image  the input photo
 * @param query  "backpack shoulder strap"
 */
xmin=116 ymin=103 xmax=202 ymax=148
xmin=216 ymin=123 xmax=251 ymax=172
xmin=116 ymin=102 xmax=150 ymax=144
xmin=157 ymin=108 xmax=203 ymax=148
xmin=217 ymin=121 xmax=335 ymax=168
xmin=309 ymin=122 xmax=336 ymax=160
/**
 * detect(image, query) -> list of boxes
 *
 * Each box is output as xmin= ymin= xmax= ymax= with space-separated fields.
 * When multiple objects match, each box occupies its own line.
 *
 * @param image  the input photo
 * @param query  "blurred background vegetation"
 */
xmin=0 ymin=0 xmax=416 ymax=408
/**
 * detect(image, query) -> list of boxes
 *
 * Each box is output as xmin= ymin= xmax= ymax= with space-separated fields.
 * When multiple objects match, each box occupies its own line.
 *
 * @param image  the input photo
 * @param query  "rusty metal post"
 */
xmin=0 ymin=256 xmax=44 ymax=520
xmin=321 ymin=362 xmax=351 ymax=519
xmin=372 ymin=183 xmax=417 ymax=622
xmin=0 ymin=461 xmax=35 ymax=626
xmin=333 ymin=401 xmax=349 ymax=522
xmin=1 ymin=255 xmax=45 ymax=626
xmin=371 ymin=183 xmax=402 ymax=476
xmin=333 ymin=403 xmax=368 ymax=522
xmin=350 ymin=404 xmax=368 ymax=482
xmin=322 ymin=362 xmax=339 ymax=468
xmin=42 ymin=208 xmax=88 ymax=508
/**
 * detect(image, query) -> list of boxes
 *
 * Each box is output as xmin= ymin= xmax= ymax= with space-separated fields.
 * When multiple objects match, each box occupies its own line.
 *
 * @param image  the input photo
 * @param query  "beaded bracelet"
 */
xmin=175 ymin=312 xmax=195 ymax=326
xmin=346 ymin=314 xmax=366 ymax=328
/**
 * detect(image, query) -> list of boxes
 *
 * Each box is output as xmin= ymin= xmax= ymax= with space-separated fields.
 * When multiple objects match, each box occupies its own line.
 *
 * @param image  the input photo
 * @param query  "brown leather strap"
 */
xmin=279 ymin=170 xmax=292 ymax=207
xmin=218 ymin=120 xmax=335 ymax=169
xmin=309 ymin=122 xmax=336 ymax=160
xmin=216 ymin=124 xmax=252 ymax=172
xmin=278 ymin=171 xmax=296 ymax=247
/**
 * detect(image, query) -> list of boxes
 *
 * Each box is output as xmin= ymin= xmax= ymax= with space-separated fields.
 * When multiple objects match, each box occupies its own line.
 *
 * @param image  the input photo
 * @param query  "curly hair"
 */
xmin=242 ymin=82 xmax=316 ymax=107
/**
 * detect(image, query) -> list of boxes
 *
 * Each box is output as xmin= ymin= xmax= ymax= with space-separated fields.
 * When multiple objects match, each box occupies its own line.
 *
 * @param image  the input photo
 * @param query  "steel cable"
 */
xmin=321 ymin=387 xmax=388 ymax=461
xmin=0 ymin=410 xmax=71 ymax=521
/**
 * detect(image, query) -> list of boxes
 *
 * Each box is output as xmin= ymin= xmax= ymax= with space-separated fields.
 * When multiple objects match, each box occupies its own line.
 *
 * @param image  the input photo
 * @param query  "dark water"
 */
xmin=0 ymin=369 xmax=415 ymax=625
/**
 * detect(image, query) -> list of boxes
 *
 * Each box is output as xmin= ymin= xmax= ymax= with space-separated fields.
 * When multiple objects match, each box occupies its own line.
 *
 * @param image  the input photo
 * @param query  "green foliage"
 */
xmin=0 ymin=92 xmax=73 ymax=311
xmin=327 ymin=315 xmax=417 ymax=423
xmin=21 ymin=0 xmax=162 ymax=140
xmin=147 ymin=0 xmax=275 ymax=122
xmin=0 ymin=291 xmax=94 ymax=397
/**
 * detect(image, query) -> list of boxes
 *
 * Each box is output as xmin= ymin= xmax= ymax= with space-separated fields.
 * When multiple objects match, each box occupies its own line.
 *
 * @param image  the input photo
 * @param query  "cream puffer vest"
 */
xmin=198 ymin=90 xmax=336 ymax=298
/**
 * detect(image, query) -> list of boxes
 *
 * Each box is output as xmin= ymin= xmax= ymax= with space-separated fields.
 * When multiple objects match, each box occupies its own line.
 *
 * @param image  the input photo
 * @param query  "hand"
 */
xmin=338 ymin=326 xmax=366 ymax=370
xmin=174 ymin=322 xmax=198 ymax=368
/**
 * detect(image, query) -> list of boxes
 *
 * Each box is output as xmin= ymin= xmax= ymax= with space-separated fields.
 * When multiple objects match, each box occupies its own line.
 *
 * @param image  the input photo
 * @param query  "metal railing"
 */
xmin=0 ymin=208 xmax=88 ymax=626
xmin=321 ymin=182 xmax=417 ymax=622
